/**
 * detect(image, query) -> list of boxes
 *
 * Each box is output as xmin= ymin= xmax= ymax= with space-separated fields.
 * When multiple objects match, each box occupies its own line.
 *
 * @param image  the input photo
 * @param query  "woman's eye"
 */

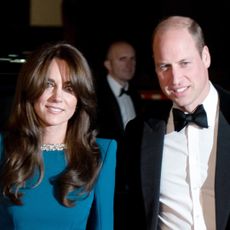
xmin=64 ymin=85 xmax=74 ymax=93
xmin=46 ymin=81 xmax=54 ymax=88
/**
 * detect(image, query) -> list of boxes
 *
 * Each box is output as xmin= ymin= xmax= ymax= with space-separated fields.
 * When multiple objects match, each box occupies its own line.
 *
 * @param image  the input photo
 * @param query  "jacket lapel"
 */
xmin=141 ymin=118 xmax=166 ymax=229
xmin=215 ymin=112 xmax=230 ymax=230
xmin=213 ymin=85 xmax=230 ymax=229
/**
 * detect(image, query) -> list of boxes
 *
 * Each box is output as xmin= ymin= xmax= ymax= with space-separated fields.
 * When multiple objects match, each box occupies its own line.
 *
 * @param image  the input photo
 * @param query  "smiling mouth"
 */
xmin=173 ymin=86 xmax=188 ymax=93
xmin=46 ymin=106 xmax=64 ymax=113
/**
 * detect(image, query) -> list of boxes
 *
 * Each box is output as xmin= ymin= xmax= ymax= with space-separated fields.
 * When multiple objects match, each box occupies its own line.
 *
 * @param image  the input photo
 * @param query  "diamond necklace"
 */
xmin=41 ymin=143 xmax=66 ymax=151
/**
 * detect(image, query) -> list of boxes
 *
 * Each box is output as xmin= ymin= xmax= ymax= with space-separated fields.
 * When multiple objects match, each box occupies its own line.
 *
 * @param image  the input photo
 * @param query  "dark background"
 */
xmin=0 ymin=0 xmax=229 ymax=129
xmin=0 ymin=0 xmax=230 ymax=89
xmin=0 ymin=0 xmax=230 ymax=98
xmin=0 ymin=0 xmax=230 ymax=90
xmin=61 ymin=0 xmax=230 ymax=90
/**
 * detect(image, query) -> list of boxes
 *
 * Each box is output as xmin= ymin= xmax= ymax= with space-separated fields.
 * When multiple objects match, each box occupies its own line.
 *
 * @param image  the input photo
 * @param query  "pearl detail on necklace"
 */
xmin=41 ymin=143 xmax=66 ymax=151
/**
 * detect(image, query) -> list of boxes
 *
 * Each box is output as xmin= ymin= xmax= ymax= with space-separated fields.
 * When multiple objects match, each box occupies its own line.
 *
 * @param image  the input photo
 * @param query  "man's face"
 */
xmin=104 ymin=43 xmax=136 ymax=86
xmin=153 ymin=28 xmax=211 ymax=112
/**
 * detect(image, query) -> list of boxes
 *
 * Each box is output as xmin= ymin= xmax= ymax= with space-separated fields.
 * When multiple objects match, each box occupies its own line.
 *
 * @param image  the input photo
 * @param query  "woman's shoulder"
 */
xmin=96 ymin=137 xmax=116 ymax=146
xmin=94 ymin=138 xmax=116 ymax=190
xmin=96 ymin=138 xmax=117 ymax=160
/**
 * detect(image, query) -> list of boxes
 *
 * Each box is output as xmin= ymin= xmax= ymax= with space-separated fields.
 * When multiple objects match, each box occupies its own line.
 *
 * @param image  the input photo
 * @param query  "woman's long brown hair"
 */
xmin=0 ymin=42 xmax=101 ymax=207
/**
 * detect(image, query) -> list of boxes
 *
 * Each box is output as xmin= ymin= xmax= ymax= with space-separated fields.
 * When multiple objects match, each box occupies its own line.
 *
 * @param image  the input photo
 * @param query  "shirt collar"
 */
xmin=168 ymin=81 xmax=219 ymax=132
xmin=107 ymin=75 xmax=129 ymax=97
xmin=202 ymin=82 xmax=219 ymax=128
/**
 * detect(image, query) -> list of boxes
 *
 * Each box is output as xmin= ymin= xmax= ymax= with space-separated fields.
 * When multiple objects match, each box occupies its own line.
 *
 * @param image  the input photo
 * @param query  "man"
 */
xmin=96 ymin=40 xmax=142 ymax=138
xmin=125 ymin=16 xmax=230 ymax=230
xmin=95 ymin=40 xmax=142 ymax=230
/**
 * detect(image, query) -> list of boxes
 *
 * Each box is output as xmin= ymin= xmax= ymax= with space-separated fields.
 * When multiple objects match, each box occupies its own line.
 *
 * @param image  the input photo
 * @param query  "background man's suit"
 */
xmin=95 ymin=76 xmax=142 ymax=230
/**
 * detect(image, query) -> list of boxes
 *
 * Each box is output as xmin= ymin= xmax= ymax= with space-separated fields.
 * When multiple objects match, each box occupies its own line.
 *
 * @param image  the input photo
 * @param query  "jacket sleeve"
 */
xmin=92 ymin=138 xmax=117 ymax=230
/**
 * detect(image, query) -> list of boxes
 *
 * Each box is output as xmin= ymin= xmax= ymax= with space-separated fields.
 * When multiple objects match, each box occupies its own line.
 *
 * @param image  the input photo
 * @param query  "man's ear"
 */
xmin=202 ymin=46 xmax=211 ymax=68
xmin=104 ymin=60 xmax=110 ymax=70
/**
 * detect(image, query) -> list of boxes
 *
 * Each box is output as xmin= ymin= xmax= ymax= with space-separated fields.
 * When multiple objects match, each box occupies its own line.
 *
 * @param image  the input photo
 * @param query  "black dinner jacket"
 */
xmin=125 ymin=85 xmax=230 ymax=230
xmin=95 ymin=76 xmax=143 ymax=195
xmin=95 ymin=76 xmax=142 ymax=142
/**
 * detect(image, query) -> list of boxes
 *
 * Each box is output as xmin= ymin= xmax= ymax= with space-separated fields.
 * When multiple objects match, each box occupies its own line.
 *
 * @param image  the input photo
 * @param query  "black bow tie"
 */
xmin=172 ymin=104 xmax=208 ymax=132
xmin=119 ymin=87 xmax=130 ymax=97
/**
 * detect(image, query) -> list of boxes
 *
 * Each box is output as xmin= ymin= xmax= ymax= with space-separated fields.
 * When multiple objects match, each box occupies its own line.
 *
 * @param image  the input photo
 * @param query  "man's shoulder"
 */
xmin=95 ymin=77 xmax=115 ymax=100
xmin=214 ymin=84 xmax=230 ymax=123
xmin=142 ymin=99 xmax=172 ymax=119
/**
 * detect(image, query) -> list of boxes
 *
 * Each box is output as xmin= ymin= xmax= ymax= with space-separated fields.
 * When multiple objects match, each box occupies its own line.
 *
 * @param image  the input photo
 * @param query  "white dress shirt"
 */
xmin=107 ymin=75 xmax=136 ymax=128
xmin=158 ymin=82 xmax=219 ymax=230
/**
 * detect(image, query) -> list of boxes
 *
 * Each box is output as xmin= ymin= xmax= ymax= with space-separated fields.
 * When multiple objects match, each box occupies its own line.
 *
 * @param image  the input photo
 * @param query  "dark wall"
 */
xmin=0 ymin=0 xmax=30 ymax=54
xmin=62 ymin=0 xmax=230 ymax=90
xmin=0 ymin=0 xmax=229 ymax=129
xmin=0 ymin=0 xmax=230 ymax=90
xmin=0 ymin=0 xmax=64 ymax=54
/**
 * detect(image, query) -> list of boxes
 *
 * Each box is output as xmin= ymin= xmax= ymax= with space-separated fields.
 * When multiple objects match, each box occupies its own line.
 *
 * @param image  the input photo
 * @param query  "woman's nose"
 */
xmin=51 ymin=87 xmax=63 ymax=102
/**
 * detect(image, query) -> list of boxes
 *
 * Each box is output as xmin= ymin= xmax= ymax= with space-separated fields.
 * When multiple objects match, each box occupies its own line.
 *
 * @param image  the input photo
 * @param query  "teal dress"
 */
xmin=0 ymin=136 xmax=117 ymax=230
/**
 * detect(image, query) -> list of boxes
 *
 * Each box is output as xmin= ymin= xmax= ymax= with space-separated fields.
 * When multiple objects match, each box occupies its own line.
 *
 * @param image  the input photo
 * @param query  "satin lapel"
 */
xmin=141 ymin=119 xmax=166 ymax=228
xmin=99 ymin=79 xmax=124 ymax=132
xmin=111 ymin=95 xmax=124 ymax=130
xmin=106 ymin=84 xmax=124 ymax=132
xmin=128 ymin=88 xmax=141 ymax=115
xmin=215 ymin=112 xmax=230 ymax=230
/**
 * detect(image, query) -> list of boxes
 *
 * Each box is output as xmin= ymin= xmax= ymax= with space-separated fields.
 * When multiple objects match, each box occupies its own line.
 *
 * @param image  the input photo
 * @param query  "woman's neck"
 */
xmin=42 ymin=125 xmax=67 ymax=144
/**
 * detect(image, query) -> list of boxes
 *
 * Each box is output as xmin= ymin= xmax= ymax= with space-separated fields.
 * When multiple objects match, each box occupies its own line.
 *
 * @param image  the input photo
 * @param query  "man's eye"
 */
xmin=159 ymin=64 xmax=169 ymax=71
xmin=180 ymin=61 xmax=189 ymax=67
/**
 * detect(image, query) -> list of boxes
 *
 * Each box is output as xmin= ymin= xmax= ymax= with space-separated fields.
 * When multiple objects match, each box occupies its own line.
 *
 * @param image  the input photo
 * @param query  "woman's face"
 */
xmin=34 ymin=59 xmax=77 ymax=130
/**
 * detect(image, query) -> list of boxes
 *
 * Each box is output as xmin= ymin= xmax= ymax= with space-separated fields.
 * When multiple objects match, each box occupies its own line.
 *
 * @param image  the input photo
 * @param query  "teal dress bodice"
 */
xmin=0 ymin=136 xmax=116 ymax=230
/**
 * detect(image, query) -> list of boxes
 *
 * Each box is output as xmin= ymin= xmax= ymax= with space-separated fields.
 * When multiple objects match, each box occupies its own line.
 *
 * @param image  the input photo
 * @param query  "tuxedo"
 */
xmin=95 ymin=76 xmax=142 ymax=230
xmin=124 ymin=85 xmax=230 ymax=230
xmin=95 ymin=77 xmax=142 ymax=141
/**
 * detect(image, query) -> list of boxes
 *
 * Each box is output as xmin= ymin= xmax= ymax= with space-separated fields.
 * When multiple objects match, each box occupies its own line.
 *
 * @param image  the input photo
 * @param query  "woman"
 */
xmin=0 ymin=42 xmax=116 ymax=230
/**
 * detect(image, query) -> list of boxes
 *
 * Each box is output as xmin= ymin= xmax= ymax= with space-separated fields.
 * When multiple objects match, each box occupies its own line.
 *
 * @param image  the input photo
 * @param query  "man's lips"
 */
xmin=173 ymin=86 xmax=188 ymax=93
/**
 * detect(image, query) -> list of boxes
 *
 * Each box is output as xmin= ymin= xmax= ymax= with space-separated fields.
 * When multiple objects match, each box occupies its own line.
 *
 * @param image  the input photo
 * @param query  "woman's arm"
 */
xmin=92 ymin=138 xmax=117 ymax=230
